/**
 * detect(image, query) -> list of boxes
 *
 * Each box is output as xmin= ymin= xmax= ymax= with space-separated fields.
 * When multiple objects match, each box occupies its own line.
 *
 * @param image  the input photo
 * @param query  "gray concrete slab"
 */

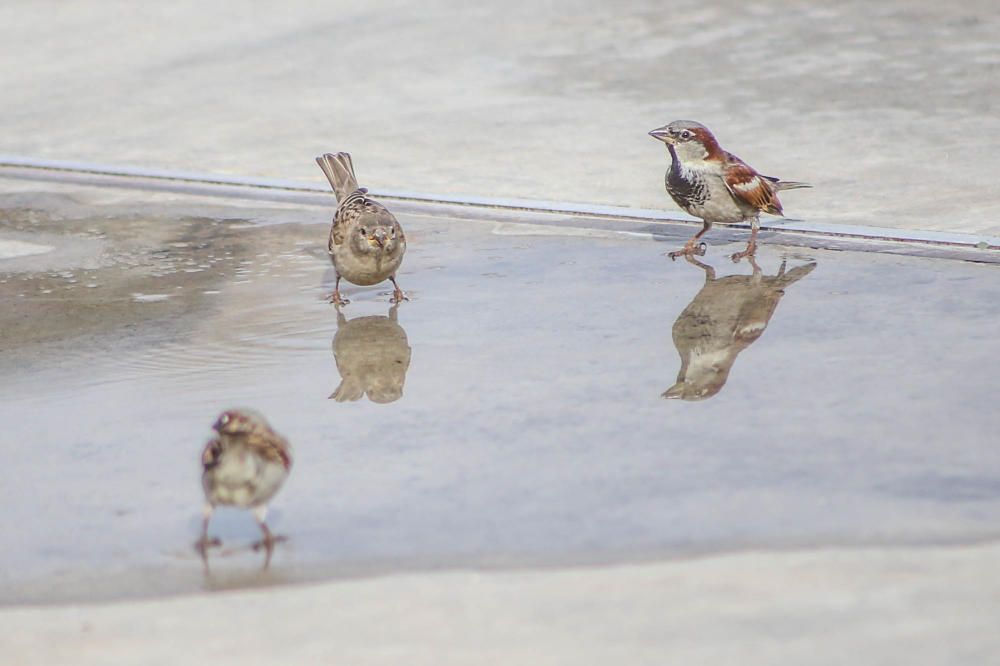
xmin=1 ymin=1 xmax=999 ymax=235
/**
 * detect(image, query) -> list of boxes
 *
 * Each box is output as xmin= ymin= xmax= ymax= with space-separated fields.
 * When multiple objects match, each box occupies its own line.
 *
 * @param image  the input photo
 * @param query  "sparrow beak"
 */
xmin=661 ymin=383 xmax=686 ymax=399
xmin=212 ymin=413 xmax=230 ymax=432
xmin=369 ymin=229 xmax=387 ymax=249
xmin=648 ymin=127 xmax=674 ymax=144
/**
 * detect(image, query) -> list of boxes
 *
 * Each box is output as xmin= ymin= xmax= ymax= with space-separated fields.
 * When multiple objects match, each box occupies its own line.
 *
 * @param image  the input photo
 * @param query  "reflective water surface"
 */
xmin=1 ymin=193 xmax=999 ymax=604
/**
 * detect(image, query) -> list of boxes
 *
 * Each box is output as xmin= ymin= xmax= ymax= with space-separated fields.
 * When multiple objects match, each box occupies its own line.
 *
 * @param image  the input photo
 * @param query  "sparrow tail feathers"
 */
xmin=316 ymin=152 xmax=360 ymax=202
xmin=773 ymin=180 xmax=811 ymax=191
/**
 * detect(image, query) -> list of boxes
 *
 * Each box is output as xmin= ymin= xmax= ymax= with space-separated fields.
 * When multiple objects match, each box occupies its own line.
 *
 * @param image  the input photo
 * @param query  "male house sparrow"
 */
xmin=316 ymin=152 xmax=407 ymax=305
xmin=331 ymin=304 xmax=412 ymax=403
xmin=664 ymin=255 xmax=815 ymax=400
xmin=648 ymin=120 xmax=810 ymax=261
xmin=198 ymin=409 xmax=292 ymax=553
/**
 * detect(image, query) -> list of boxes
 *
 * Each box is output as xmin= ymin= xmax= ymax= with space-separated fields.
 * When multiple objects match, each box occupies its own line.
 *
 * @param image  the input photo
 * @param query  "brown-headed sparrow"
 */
xmin=648 ymin=120 xmax=810 ymax=262
xmin=197 ymin=409 xmax=293 ymax=554
xmin=664 ymin=255 xmax=815 ymax=400
xmin=316 ymin=152 xmax=407 ymax=305
xmin=331 ymin=303 xmax=412 ymax=403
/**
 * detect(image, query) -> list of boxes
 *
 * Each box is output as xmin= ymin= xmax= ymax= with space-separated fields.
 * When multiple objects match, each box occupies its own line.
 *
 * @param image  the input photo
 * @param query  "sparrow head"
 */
xmin=351 ymin=221 xmax=401 ymax=256
xmin=662 ymin=370 xmax=728 ymax=401
xmin=367 ymin=378 xmax=405 ymax=404
xmin=662 ymin=347 xmax=735 ymax=401
xmin=648 ymin=120 xmax=721 ymax=161
xmin=212 ymin=408 xmax=267 ymax=435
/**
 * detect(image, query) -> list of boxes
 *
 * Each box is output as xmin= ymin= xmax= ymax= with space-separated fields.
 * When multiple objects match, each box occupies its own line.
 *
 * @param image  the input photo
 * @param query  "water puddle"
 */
xmin=1 ymin=196 xmax=999 ymax=604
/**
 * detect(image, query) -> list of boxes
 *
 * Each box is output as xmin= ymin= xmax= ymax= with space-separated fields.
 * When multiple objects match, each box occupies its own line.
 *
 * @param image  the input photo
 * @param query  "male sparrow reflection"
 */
xmin=648 ymin=120 xmax=810 ymax=261
xmin=665 ymin=256 xmax=815 ymax=400
xmin=316 ymin=152 xmax=407 ymax=305
xmin=198 ymin=409 xmax=292 ymax=553
xmin=331 ymin=304 xmax=412 ymax=403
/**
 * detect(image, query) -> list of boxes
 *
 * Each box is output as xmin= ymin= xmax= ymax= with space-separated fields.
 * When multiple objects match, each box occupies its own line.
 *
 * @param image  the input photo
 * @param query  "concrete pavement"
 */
xmin=1 ymin=0 xmax=998 ymax=234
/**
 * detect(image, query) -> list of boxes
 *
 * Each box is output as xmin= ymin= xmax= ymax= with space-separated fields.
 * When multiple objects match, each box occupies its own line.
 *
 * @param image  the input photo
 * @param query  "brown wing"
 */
xmin=329 ymin=200 xmax=365 ymax=251
xmin=245 ymin=427 xmax=293 ymax=470
xmin=722 ymin=152 xmax=783 ymax=216
xmin=201 ymin=436 xmax=222 ymax=470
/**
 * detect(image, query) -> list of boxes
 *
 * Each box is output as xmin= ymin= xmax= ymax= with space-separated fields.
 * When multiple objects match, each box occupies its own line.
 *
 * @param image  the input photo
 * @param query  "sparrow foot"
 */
xmin=328 ymin=291 xmax=350 ymax=306
xmin=251 ymin=534 xmax=287 ymax=552
xmin=252 ymin=534 xmax=286 ymax=570
xmin=388 ymin=277 xmax=408 ymax=304
xmin=194 ymin=536 xmax=222 ymax=555
xmin=730 ymin=245 xmax=757 ymax=263
xmin=667 ymin=241 xmax=707 ymax=260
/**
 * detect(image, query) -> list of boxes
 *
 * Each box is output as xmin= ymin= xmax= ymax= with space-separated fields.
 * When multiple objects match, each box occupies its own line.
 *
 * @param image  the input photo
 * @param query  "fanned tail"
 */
xmin=315 ymin=152 xmax=360 ymax=202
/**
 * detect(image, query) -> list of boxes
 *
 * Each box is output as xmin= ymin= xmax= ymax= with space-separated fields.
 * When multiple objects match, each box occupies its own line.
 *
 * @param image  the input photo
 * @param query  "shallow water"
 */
xmin=1 ymin=196 xmax=999 ymax=604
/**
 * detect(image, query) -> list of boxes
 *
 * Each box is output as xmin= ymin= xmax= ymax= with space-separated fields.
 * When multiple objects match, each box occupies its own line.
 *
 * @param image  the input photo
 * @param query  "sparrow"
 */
xmin=197 ymin=409 xmax=293 ymax=554
xmin=316 ymin=152 xmax=407 ymax=305
xmin=331 ymin=303 xmax=412 ymax=403
xmin=664 ymin=255 xmax=815 ymax=400
xmin=648 ymin=120 xmax=810 ymax=262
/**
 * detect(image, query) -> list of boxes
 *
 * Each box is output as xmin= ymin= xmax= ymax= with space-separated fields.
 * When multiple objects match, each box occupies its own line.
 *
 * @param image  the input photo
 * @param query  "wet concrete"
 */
xmin=1 ymin=188 xmax=999 ymax=605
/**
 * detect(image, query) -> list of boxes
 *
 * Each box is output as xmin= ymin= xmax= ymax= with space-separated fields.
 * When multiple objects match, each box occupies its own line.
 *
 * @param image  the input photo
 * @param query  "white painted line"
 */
xmin=2 ymin=155 xmax=999 ymax=250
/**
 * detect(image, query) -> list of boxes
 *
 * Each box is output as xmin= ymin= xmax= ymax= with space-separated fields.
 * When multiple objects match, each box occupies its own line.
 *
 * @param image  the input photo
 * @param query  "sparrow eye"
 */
xmin=679 ymin=130 xmax=692 ymax=140
xmin=359 ymin=227 xmax=367 ymax=235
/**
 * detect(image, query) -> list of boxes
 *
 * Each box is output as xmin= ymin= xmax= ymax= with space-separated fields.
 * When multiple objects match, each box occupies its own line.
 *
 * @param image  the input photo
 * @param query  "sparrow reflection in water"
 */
xmin=331 ymin=304 xmax=412 ymax=403
xmin=664 ymin=255 xmax=815 ymax=401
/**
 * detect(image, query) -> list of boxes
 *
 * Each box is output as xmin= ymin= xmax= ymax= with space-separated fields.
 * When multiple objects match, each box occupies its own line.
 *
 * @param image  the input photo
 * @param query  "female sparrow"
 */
xmin=648 ymin=120 xmax=810 ymax=262
xmin=198 ymin=409 xmax=292 ymax=553
xmin=316 ymin=152 xmax=407 ymax=305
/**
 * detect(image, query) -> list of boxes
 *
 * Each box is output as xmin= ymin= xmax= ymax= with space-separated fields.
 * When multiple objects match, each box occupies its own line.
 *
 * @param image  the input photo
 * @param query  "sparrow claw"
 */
xmin=251 ymin=534 xmax=287 ymax=551
xmin=328 ymin=293 xmax=350 ymax=306
xmin=389 ymin=291 xmax=409 ymax=304
xmin=194 ymin=536 xmax=222 ymax=555
xmin=666 ymin=241 xmax=706 ymax=260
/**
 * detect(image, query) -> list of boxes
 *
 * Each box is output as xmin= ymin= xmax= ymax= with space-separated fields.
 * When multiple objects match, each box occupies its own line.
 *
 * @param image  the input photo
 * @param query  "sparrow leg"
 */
xmin=730 ymin=218 xmax=760 ymax=263
xmin=682 ymin=253 xmax=716 ymax=280
xmin=329 ymin=275 xmax=350 ymax=305
xmin=259 ymin=537 xmax=275 ymax=570
xmin=666 ymin=221 xmax=711 ymax=260
xmin=389 ymin=276 xmax=409 ymax=303
xmin=250 ymin=505 xmax=287 ymax=553
xmin=194 ymin=503 xmax=221 ymax=555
